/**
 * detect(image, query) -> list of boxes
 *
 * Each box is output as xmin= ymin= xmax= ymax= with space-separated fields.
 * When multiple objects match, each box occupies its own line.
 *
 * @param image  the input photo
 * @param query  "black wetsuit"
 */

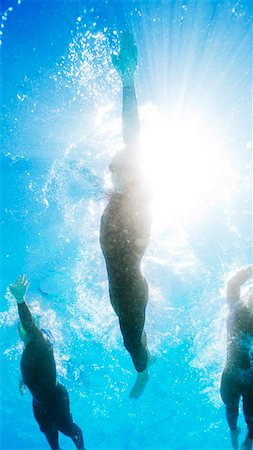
xmin=18 ymin=302 xmax=84 ymax=450
xmin=100 ymin=186 xmax=151 ymax=372
xmin=220 ymin=304 xmax=253 ymax=438
xmin=100 ymin=78 xmax=152 ymax=374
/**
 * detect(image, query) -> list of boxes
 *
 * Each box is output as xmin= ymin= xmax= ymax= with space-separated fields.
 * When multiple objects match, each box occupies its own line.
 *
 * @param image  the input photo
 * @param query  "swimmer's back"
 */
xmin=19 ymin=302 xmax=56 ymax=402
xmin=100 ymin=189 xmax=151 ymax=264
xmin=227 ymin=304 xmax=253 ymax=369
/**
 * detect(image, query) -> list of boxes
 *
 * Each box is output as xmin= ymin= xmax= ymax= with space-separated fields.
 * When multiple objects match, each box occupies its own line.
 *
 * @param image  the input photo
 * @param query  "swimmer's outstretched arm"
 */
xmin=112 ymin=31 xmax=140 ymax=147
xmin=226 ymin=265 xmax=253 ymax=306
xmin=9 ymin=275 xmax=38 ymax=338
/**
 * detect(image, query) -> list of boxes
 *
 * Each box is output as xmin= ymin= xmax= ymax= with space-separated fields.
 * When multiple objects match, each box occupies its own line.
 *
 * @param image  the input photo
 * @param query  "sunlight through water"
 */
xmin=139 ymin=105 xmax=237 ymax=227
xmin=1 ymin=1 xmax=252 ymax=449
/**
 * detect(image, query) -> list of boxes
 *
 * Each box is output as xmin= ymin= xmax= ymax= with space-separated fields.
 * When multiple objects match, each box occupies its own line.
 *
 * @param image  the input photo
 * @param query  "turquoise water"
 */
xmin=1 ymin=1 xmax=252 ymax=449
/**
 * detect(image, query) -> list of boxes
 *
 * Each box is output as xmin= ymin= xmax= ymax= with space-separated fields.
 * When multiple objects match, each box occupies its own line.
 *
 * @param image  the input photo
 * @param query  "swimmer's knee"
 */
xmin=57 ymin=418 xmax=75 ymax=437
xmin=123 ymin=336 xmax=138 ymax=354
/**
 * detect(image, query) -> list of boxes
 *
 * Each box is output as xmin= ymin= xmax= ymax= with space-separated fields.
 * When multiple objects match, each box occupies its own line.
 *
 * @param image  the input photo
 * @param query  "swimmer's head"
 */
xmin=109 ymin=149 xmax=139 ymax=194
xmin=17 ymin=321 xmax=30 ymax=345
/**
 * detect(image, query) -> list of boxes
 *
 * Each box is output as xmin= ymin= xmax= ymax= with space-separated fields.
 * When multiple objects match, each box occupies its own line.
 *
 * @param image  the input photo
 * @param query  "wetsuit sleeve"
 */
xmin=122 ymin=85 xmax=140 ymax=146
xmin=226 ymin=266 xmax=252 ymax=309
xmin=227 ymin=281 xmax=241 ymax=306
xmin=18 ymin=301 xmax=40 ymax=339
xmin=227 ymin=279 xmax=242 ymax=313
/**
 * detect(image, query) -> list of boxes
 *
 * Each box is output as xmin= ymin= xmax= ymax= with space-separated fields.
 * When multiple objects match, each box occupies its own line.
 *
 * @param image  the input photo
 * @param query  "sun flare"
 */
xmin=139 ymin=105 xmax=234 ymax=228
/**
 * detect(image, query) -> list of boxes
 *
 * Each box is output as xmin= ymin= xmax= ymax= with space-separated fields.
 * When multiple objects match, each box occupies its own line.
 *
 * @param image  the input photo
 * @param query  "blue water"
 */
xmin=1 ymin=1 xmax=252 ymax=449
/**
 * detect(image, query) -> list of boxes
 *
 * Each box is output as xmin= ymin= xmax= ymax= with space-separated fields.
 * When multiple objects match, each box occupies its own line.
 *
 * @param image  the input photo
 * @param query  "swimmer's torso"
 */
xmin=226 ymin=304 xmax=253 ymax=370
xmin=21 ymin=333 xmax=56 ymax=403
xmin=100 ymin=189 xmax=151 ymax=311
xmin=19 ymin=302 xmax=57 ymax=403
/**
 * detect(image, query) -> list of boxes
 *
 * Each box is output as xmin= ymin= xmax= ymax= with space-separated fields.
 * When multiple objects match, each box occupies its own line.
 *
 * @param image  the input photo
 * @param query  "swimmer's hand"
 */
xmin=9 ymin=275 xmax=30 ymax=304
xmin=19 ymin=379 xmax=26 ymax=396
xmin=112 ymin=31 xmax=137 ymax=85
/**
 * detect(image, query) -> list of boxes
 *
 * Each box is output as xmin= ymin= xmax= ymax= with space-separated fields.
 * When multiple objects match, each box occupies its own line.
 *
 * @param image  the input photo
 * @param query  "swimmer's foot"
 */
xmin=129 ymin=353 xmax=156 ymax=399
xmin=241 ymin=435 xmax=253 ymax=450
xmin=147 ymin=353 xmax=156 ymax=367
xmin=230 ymin=427 xmax=241 ymax=450
xmin=129 ymin=368 xmax=149 ymax=399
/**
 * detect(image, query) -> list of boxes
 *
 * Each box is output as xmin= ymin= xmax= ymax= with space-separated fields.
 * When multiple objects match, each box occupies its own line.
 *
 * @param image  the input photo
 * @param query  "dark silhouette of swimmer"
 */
xmin=220 ymin=265 xmax=253 ymax=450
xmin=9 ymin=274 xmax=85 ymax=450
xmin=100 ymin=31 xmax=154 ymax=399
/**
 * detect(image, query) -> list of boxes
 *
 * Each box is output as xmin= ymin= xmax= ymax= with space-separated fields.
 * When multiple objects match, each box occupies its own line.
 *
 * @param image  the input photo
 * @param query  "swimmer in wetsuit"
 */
xmin=100 ymin=31 xmax=154 ymax=399
xmin=9 ymin=274 xmax=85 ymax=450
xmin=220 ymin=265 xmax=253 ymax=450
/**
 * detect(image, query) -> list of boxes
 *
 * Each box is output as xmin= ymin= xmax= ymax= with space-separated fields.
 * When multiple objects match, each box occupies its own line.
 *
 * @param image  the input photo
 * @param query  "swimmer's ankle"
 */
xmin=129 ymin=368 xmax=149 ymax=399
xmin=230 ymin=427 xmax=241 ymax=450
xmin=241 ymin=434 xmax=253 ymax=450
xmin=147 ymin=353 xmax=156 ymax=367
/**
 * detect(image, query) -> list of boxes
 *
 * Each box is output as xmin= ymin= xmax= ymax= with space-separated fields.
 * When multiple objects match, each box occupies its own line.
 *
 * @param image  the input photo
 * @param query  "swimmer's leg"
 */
xmin=119 ymin=308 xmax=154 ymax=399
xmin=129 ymin=332 xmax=156 ymax=399
xmin=241 ymin=388 xmax=253 ymax=449
xmin=220 ymin=370 xmax=241 ymax=449
xmin=53 ymin=383 xmax=85 ymax=450
xmin=44 ymin=426 xmax=60 ymax=450
xmin=33 ymin=398 xmax=60 ymax=450
xmin=60 ymin=421 xmax=85 ymax=450
xmin=141 ymin=331 xmax=157 ymax=365
xmin=241 ymin=436 xmax=253 ymax=450
xmin=69 ymin=423 xmax=85 ymax=450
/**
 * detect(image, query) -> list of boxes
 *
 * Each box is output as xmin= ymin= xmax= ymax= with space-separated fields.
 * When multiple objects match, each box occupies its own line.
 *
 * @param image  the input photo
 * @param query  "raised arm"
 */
xmin=112 ymin=31 xmax=140 ymax=146
xmin=226 ymin=265 xmax=253 ymax=307
xmin=9 ymin=274 xmax=38 ymax=339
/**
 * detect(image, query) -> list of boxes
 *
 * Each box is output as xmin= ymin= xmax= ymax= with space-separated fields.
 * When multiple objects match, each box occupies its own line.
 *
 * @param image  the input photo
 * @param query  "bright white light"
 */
xmin=139 ymin=104 xmax=234 ymax=228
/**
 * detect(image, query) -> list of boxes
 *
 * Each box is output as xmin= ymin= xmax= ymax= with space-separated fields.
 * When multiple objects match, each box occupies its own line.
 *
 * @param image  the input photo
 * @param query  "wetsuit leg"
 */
xmin=116 ymin=275 xmax=149 ymax=373
xmin=53 ymin=383 xmax=85 ymax=450
xmin=119 ymin=305 xmax=148 ymax=372
xmin=242 ymin=370 xmax=253 ymax=439
xmin=220 ymin=369 xmax=241 ymax=431
xmin=33 ymin=398 xmax=59 ymax=450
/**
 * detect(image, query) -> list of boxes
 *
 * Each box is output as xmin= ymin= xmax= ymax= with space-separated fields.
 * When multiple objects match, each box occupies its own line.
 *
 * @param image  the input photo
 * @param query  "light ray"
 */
xmin=139 ymin=104 xmax=236 ymax=227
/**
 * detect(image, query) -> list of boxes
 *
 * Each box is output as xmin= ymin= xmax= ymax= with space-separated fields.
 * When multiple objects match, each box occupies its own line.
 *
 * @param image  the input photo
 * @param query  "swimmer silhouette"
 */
xmin=100 ymin=31 xmax=154 ymax=399
xmin=220 ymin=265 xmax=253 ymax=450
xmin=9 ymin=274 xmax=85 ymax=450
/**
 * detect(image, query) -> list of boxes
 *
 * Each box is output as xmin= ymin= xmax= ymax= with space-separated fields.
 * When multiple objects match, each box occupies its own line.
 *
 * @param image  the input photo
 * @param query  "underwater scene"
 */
xmin=1 ymin=0 xmax=252 ymax=449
